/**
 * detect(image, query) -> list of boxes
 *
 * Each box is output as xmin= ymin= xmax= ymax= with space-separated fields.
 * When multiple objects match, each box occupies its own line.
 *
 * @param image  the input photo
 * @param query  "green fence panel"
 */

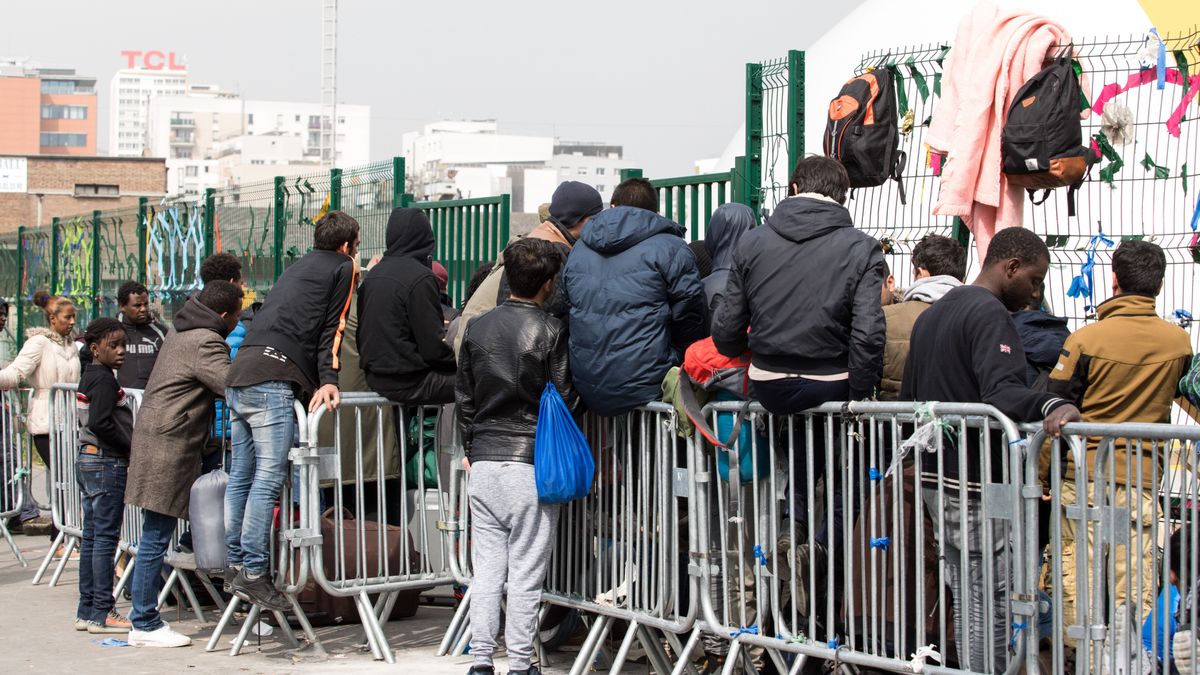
xmin=19 ymin=226 xmax=53 ymax=338
xmin=340 ymin=160 xmax=396 ymax=263
xmin=619 ymin=169 xmax=735 ymax=242
xmin=56 ymin=215 xmax=96 ymax=321
xmin=212 ymin=178 xmax=278 ymax=305
xmin=414 ymin=195 xmax=510 ymax=307
xmin=0 ymin=230 xmax=19 ymax=356
xmin=144 ymin=200 xmax=206 ymax=321
xmin=97 ymin=204 xmax=146 ymax=321
xmin=280 ymin=169 xmax=332 ymax=274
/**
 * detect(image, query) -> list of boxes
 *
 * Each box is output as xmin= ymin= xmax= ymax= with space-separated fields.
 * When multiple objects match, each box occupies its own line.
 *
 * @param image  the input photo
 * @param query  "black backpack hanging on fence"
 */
xmin=1001 ymin=58 xmax=1092 ymax=216
xmin=823 ymin=67 xmax=907 ymax=204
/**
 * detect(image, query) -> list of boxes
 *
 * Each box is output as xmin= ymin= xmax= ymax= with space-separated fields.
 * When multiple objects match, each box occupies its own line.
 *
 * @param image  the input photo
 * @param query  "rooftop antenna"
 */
xmin=320 ymin=0 xmax=338 ymax=168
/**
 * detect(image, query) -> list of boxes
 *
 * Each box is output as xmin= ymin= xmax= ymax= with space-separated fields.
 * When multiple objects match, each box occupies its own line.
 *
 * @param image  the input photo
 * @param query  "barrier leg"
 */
xmin=533 ymin=604 xmax=550 ymax=669
xmin=269 ymin=609 xmax=300 ymax=650
xmin=156 ymin=568 xmax=179 ymax=607
xmin=568 ymin=615 xmax=613 ymax=675
xmin=31 ymin=529 xmax=64 ymax=584
xmin=452 ymin=622 xmax=474 ymax=657
xmin=721 ymin=640 xmax=743 ymax=675
xmin=195 ymin=572 xmax=227 ymax=615
xmin=437 ymin=587 xmax=471 ymax=656
xmin=609 ymin=620 xmax=641 ymax=674
xmin=112 ymin=554 xmax=135 ymax=599
xmin=48 ymin=534 xmax=77 ymax=587
xmin=230 ymin=603 xmax=261 ymax=656
xmin=354 ymin=590 xmax=392 ymax=663
xmin=638 ymin=625 xmax=675 ymax=675
xmin=375 ymin=590 xmax=399 ymax=625
xmin=285 ymin=594 xmax=325 ymax=656
xmin=175 ymin=572 xmax=207 ymax=623
xmin=670 ymin=627 xmax=704 ymax=675
xmin=0 ymin=520 xmax=27 ymax=567
xmin=206 ymin=596 xmax=241 ymax=652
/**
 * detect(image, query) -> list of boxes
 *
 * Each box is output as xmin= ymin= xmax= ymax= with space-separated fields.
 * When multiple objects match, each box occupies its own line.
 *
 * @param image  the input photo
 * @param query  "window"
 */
xmin=40 ymin=80 xmax=76 ymax=94
xmin=40 ymin=132 xmax=87 ymax=147
xmin=577 ymin=167 xmax=588 ymax=175
xmin=184 ymin=166 xmax=199 ymax=177
xmin=596 ymin=185 xmax=605 ymax=192
xmin=294 ymin=115 xmax=300 ymax=122
xmin=250 ymin=159 xmax=265 ymax=165
xmin=74 ymin=184 xmax=119 ymax=197
xmin=595 ymin=167 xmax=606 ymax=175
xmin=42 ymin=105 xmax=88 ymax=120
xmin=247 ymin=113 xmax=254 ymax=124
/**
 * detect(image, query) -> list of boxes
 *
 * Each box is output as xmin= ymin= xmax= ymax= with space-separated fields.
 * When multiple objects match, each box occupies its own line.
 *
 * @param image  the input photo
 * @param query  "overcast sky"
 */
xmin=4 ymin=0 xmax=860 ymax=177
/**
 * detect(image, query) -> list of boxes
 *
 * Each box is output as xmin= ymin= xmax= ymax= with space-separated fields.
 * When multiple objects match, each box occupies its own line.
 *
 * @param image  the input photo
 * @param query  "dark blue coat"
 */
xmin=563 ymin=206 xmax=706 ymax=416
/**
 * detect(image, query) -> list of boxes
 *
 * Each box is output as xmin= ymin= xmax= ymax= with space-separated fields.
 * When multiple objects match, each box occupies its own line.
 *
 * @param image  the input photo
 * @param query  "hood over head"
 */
xmin=903 ymin=275 xmax=963 ymax=303
xmin=704 ymin=203 xmax=755 ymax=271
xmin=579 ymin=206 xmax=684 ymax=255
xmin=766 ymin=195 xmax=854 ymax=245
xmin=384 ymin=208 xmax=435 ymax=263
xmin=174 ymin=294 xmax=234 ymax=337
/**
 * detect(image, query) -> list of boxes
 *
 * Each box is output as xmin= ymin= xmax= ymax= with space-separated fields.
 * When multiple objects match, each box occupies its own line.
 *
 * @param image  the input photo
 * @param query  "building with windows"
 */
xmin=144 ymin=93 xmax=370 ymax=196
xmin=402 ymin=120 xmax=628 ymax=213
xmin=0 ymin=154 xmax=166 ymax=233
xmin=0 ymin=60 xmax=98 ymax=156
xmin=109 ymin=66 xmax=189 ymax=157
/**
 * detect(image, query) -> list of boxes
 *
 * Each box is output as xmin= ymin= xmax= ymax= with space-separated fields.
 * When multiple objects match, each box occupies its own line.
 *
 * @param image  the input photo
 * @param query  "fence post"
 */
xmin=392 ymin=156 xmax=405 ymax=208
xmin=273 ymin=176 xmax=286 ymax=282
xmin=787 ymin=49 xmax=806 ymax=175
xmin=619 ymin=168 xmax=643 ymax=182
xmin=732 ymin=155 xmax=747 ymax=206
xmin=952 ymin=216 xmax=971 ymax=250
xmin=15 ymin=225 xmax=25 ymax=348
xmin=745 ymin=62 xmax=764 ymax=220
xmin=329 ymin=167 xmax=342 ymax=212
xmin=203 ymin=188 xmax=216 ymax=258
xmin=50 ymin=217 xmax=60 ymax=295
xmin=137 ymin=197 xmax=148 ymax=285
xmin=91 ymin=210 xmax=102 ymax=322
xmin=499 ymin=193 xmax=511 ymax=245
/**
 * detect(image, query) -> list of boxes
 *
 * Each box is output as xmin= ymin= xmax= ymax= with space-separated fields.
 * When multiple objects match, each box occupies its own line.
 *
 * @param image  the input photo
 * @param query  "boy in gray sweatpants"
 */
xmin=456 ymin=237 xmax=580 ymax=675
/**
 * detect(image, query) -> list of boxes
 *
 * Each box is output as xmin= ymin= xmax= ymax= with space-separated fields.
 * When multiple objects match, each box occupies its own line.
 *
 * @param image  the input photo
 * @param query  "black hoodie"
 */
xmin=711 ymin=195 xmax=886 ymax=399
xmin=357 ymin=208 xmax=456 ymax=390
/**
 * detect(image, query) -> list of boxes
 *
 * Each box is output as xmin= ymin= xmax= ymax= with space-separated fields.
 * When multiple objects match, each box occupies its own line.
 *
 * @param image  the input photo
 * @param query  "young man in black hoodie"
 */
xmin=116 ymin=281 xmax=168 ymax=389
xmin=224 ymin=211 xmax=358 ymax=611
xmin=902 ymin=227 xmax=1080 ymax=671
xmin=357 ymin=207 xmax=457 ymax=405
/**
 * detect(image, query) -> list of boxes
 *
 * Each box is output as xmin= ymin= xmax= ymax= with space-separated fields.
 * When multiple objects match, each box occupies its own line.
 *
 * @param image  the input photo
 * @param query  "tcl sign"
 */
xmin=120 ymin=50 xmax=185 ymax=71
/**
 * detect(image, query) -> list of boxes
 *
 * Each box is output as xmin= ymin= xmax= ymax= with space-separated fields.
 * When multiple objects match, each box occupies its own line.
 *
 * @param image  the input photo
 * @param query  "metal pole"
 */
xmin=498 ymin=193 xmax=511 ymax=246
xmin=732 ymin=156 xmax=747 ymax=207
xmin=203 ymin=188 xmax=216 ymax=258
xmin=392 ymin=156 xmax=405 ymax=209
xmin=50 ymin=217 xmax=60 ymax=295
xmin=91 ymin=210 xmax=102 ymax=322
xmin=273 ymin=176 xmax=286 ymax=282
xmin=15 ymin=225 xmax=25 ymax=348
xmin=329 ymin=167 xmax=342 ymax=212
xmin=136 ymin=197 xmax=148 ymax=285
xmin=786 ymin=49 xmax=806 ymax=175
xmin=745 ymin=63 xmax=764 ymax=221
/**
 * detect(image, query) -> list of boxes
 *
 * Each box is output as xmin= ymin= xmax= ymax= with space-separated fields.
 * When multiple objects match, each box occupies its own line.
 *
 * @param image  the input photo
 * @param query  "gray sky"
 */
xmin=4 ymin=0 xmax=859 ymax=177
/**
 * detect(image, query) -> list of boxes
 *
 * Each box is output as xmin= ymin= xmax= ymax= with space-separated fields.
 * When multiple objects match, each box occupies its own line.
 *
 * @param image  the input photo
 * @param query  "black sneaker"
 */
xmin=221 ymin=565 xmax=241 ymax=593
xmin=508 ymin=666 xmax=541 ymax=675
xmin=230 ymin=570 xmax=290 ymax=612
xmin=467 ymin=667 xmax=494 ymax=675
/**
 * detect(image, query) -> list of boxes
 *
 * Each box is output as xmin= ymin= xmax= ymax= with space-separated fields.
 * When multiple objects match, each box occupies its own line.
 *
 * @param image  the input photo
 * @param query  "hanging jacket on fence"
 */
xmin=125 ymin=296 xmax=232 ymax=519
xmin=0 ymin=327 xmax=81 ymax=435
xmin=563 ymin=206 xmax=706 ymax=417
xmin=711 ymin=195 xmax=886 ymax=400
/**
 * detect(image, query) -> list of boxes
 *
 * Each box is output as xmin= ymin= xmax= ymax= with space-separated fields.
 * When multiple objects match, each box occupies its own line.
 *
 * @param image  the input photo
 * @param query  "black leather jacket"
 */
xmin=456 ymin=299 xmax=581 ymax=464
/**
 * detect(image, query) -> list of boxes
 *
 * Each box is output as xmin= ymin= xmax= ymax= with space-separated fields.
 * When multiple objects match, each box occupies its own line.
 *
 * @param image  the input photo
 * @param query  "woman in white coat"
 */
xmin=0 ymin=292 xmax=80 ymax=531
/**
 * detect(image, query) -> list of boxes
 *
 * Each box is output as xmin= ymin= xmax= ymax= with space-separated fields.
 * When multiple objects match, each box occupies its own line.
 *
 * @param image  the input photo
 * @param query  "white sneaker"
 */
xmin=128 ymin=625 xmax=192 ymax=648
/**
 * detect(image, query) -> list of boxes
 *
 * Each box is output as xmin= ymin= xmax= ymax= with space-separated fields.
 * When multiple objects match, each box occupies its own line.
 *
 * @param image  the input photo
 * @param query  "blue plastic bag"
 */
xmin=534 ymin=382 xmax=595 ymax=504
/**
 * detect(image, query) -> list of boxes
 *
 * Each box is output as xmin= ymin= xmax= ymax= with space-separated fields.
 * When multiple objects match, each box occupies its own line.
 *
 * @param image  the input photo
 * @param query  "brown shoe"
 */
xmin=22 ymin=515 xmax=55 ymax=536
xmin=87 ymin=609 xmax=132 ymax=634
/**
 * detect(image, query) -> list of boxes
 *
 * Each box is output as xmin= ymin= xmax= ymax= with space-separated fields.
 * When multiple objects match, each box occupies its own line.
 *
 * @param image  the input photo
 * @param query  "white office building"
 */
xmin=145 ymin=93 xmax=370 ymax=196
xmin=110 ymin=67 xmax=189 ymax=157
xmin=402 ymin=120 xmax=628 ymax=212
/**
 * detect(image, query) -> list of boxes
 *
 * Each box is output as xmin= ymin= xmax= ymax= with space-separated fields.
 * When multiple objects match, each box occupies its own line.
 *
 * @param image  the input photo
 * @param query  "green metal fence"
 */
xmin=415 ymin=195 xmax=511 ymax=307
xmin=618 ymin=167 xmax=740 ymax=242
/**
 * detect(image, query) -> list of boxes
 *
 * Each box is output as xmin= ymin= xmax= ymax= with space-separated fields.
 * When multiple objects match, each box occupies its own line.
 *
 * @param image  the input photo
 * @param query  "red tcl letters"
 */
xmin=120 ymin=50 xmax=185 ymax=71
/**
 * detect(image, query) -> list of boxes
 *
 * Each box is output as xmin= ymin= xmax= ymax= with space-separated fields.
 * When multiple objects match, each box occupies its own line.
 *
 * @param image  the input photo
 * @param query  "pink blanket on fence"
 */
xmin=927 ymin=1 xmax=1076 ymax=261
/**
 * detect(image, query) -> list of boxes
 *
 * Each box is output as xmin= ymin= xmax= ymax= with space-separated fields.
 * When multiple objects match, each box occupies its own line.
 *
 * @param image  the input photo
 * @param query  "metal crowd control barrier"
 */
xmin=691 ymin=400 xmax=1027 ymax=675
xmin=439 ymin=403 xmax=699 ymax=675
xmin=206 ymin=400 xmax=322 ymax=657
xmin=293 ymin=393 xmax=455 ymax=663
xmin=32 ymin=383 xmax=85 ymax=586
xmin=1024 ymin=421 xmax=1200 ymax=675
xmin=1 ymin=389 xmax=31 ymax=566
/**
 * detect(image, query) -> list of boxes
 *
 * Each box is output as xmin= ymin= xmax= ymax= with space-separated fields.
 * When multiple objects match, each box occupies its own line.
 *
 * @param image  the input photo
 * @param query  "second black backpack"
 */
xmin=823 ymin=67 xmax=906 ymax=204
xmin=1001 ymin=58 xmax=1092 ymax=213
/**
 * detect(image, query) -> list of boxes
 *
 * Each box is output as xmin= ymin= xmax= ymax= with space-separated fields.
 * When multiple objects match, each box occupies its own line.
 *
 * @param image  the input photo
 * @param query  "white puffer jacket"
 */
xmin=0 ymin=328 xmax=81 ymax=435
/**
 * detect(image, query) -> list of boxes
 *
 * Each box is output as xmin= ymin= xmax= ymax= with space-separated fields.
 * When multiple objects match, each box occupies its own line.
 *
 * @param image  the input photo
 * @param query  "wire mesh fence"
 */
xmin=213 ymin=177 xmax=277 ymax=303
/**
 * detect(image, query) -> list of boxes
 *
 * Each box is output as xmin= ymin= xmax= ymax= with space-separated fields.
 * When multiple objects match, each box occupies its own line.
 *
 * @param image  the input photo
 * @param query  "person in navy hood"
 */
xmin=562 ymin=178 xmax=706 ymax=417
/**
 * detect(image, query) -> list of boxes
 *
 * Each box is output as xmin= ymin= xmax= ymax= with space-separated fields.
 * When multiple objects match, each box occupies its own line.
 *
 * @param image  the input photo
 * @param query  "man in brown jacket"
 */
xmin=879 ymin=235 xmax=966 ymax=399
xmin=124 ymin=281 xmax=243 ymax=648
xmin=1048 ymin=240 xmax=1194 ymax=641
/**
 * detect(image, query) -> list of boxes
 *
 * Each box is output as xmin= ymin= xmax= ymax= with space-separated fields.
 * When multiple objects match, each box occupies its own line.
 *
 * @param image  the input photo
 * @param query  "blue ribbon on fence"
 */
xmin=730 ymin=626 xmax=759 ymax=638
xmin=1150 ymin=28 xmax=1167 ymax=89
xmin=1175 ymin=309 xmax=1194 ymax=329
xmin=828 ymin=637 xmax=840 ymax=649
xmin=1011 ymin=621 xmax=1028 ymax=648
xmin=870 ymin=537 xmax=891 ymax=551
xmin=752 ymin=544 xmax=769 ymax=567
xmin=869 ymin=467 xmax=883 ymax=481
xmin=1190 ymin=192 xmax=1200 ymax=232
xmin=1067 ymin=229 xmax=1114 ymax=312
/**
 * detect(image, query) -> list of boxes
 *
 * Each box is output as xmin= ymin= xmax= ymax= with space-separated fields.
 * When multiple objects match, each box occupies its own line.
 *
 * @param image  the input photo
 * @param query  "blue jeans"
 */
xmin=129 ymin=509 xmax=177 ymax=631
xmin=224 ymin=381 xmax=296 ymax=576
xmin=76 ymin=452 xmax=128 ymax=624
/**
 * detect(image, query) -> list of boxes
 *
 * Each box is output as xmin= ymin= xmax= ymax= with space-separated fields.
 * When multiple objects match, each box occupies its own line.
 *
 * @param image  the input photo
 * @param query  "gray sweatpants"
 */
xmin=468 ymin=461 xmax=559 ymax=671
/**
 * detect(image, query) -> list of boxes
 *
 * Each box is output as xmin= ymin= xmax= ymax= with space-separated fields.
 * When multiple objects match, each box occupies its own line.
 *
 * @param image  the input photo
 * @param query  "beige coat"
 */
xmin=125 ymin=298 xmax=230 ymax=518
xmin=0 ymin=327 xmax=81 ymax=435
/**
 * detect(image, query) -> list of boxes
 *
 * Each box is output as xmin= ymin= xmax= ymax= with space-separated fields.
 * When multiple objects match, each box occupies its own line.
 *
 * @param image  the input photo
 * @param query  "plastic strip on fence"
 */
xmin=1023 ymin=422 xmax=1200 ymax=675
xmin=1 ymin=389 xmax=30 ymax=566
xmin=693 ymin=400 xmax=1027 ymax=675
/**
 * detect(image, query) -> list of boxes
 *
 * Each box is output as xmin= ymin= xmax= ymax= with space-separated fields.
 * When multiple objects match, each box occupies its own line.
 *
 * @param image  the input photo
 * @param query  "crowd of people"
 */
xmin=1 ymin=155 xmax=1199 ymax=674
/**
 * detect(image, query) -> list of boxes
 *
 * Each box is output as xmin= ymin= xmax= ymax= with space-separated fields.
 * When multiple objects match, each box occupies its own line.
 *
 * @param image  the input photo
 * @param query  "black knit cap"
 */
xmin=549 ymin=181 xmax=603 ymax=229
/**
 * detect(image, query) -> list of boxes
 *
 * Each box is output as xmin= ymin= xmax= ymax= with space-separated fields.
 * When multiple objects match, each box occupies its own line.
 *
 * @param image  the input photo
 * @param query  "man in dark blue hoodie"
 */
xmin=358 ymin=207 xmax=457 ymax=404
xmin=701 ymin=202 xmax=756 ymax=317
xmin=562 ymin=178 xmax=706 ymax=417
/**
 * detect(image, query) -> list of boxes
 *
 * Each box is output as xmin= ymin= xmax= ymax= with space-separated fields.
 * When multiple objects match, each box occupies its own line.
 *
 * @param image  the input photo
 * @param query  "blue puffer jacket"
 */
xmin=213 ymin=319 xmax=247 ymax=438
xmin=563 ymin=206 xmax=707 ymax=417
